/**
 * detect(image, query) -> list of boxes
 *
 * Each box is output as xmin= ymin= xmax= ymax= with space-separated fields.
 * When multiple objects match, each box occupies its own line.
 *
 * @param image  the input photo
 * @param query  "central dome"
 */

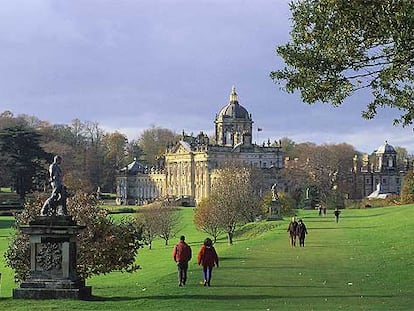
xmin=376 ymin=141 xmax=396 ymax=154
xmin=217 ymin=86 xmax=250 ymax=120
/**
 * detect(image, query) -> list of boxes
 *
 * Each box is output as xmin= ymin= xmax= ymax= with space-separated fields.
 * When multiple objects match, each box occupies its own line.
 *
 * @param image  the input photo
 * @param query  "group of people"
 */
xmin=286 ymin=208 xmax=342 ymax=247
xmin=174 ymin=210 xmax=340 ymax=287
xmin=172 ymin=236 xmax=219 ymax=287
xmin=286 ymin=217 xmax=308 ymax=247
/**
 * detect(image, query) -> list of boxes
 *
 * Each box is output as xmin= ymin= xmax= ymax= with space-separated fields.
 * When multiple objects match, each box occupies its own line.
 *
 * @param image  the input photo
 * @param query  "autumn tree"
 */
xmin=135 ymin=201 xmax=181 ymax=248
xmin=157 ymin=203 xmax=181 ymax=246
xmin=135 ymin=205 xmax=159 ymax=250
xmin=41 ymin=124 xmax=91 ymax=192
xmin=194 ymin=197 xmax=225 ymax=243
xmin=400 ymin=171 xmax=414 ymax=204
xmin=101 ymin=131 xmax=128 ymax=192
xmin=5 ymin=192 xmax=143 ymax=282
xmin=282 ymin=142 xmax=356 ymax=208
xmin=271 ymin=0 xmax=414 ymax=126
xmin=210 ymin=163 xmax=263 ymax=245
xmin=82 ymin=121 xmax=106 ymax=191
xmin=278 ymin=137 xmax=297 ymax=159
xmin=138 ymin=126 xmax=179 ymax=165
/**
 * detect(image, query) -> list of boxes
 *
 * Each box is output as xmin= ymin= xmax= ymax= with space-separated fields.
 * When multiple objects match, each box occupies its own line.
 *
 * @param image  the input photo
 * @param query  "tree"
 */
xmin=83 ymin=121 xmax=106 ymax=192
xmin=157 ymin=203 xmax=181 ymax=246
xmin=135 ymin=201 xmax=181 ymax=248
xmin=135 ymin=205 xmax=159 ymax=250
xmin=400 ymin=171 xmax=414 ymax=204
xmin=394 ymin=146 xmax=410 ymax=170
xmin=0 ymin=125 xmax=50 ymax=199
xmin=5 ymin=192 xmax=143 ymax=282
xmin=102 ymin=131 xmax=128 ymax=192
xmin=282 ymin=142 xmax=356 ymax=208
xmin=125 ymin=139 xmax=145 ymax=164
xmin=194 ymin=197 xmax=225 ymax=243
xmin=138 ymin=126 xmax=179 ymax=165
xmin=40 ymin=122 xmax=92 ymax=192
xmin=271 ymin=0 xmax=414 ymax=126
xmin=210 ymin=163 xmax=263 ymax=245
xmin=278 ymin=137 xmax=297 ymax=159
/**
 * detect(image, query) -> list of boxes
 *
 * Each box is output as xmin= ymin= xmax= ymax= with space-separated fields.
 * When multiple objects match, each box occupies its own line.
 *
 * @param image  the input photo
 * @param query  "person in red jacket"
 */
xmin=173 ymin=235 xmax=192 ymax=286
xmin=197 ymin=237 xmax=219 ymax=287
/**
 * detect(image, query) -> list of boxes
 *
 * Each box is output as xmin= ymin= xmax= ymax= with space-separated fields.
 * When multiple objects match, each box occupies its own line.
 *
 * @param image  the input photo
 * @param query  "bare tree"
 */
xmin=210 ymin=163 xmax=262 ymax=245
xmin=135 ymin=201 xmax=181 ymax=248
xmin=157 ymin=202 xmax=181 ymax=246
xmin=194 ymin=198 xmax=224 ymax=243
xmin=138 ymin=125 xmax=179 ymax=165
xmin=135 ymin=205 xmax=159 ymax=250
xmin=283 ymin=142 xmax=356 ymax=208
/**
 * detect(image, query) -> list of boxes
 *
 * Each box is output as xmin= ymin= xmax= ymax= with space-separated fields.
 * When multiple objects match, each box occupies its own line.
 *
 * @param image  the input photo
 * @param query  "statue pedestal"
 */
xmin=13 ymin=216 xmax=92 ymax=300
xmin=303 ymin=198 xmax=312 ymax=210
xmin=267 ymin=200 xmax=282 ymax=220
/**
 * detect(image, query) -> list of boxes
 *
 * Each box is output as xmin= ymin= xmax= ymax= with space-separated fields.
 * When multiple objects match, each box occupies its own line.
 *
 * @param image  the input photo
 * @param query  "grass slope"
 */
xmin=0 ymin=205 xmax=413 ymax=310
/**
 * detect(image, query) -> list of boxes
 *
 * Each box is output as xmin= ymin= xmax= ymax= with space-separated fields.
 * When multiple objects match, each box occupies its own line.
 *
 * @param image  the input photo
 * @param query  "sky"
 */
xmin=1 ymin=0 xmax=413 ymax=154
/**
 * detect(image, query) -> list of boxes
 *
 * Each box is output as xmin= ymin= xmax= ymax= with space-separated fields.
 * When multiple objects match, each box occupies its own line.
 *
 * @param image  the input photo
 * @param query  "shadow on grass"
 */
xmin=311 ymin=226 xmax=378 ymax=230
xmin=0 ymin=218 xmax=15 ymax=229
xmin=89 ymin=293 xmax=395 ymax=302
xmin=219 ymin=256 xmax=247 ymax=261
xmin=305 ymin=245 xmax=368 ymax=248
xmin=304 ymin=213 xmax=386 ymax=219
xmin=223 ymin=266 xmax=306 ymax=270
xmin=344 ymin=214 xmax=386 ymax=218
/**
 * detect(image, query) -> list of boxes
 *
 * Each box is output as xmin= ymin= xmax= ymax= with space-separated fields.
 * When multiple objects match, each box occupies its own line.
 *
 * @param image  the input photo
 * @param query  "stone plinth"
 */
xmin=267 ymin=200 xmax=282 ymax=220
xmin=13 ymin=216 xmax=92 ymax=299
xmin=303 ymin=198 xmax=312 ymax=210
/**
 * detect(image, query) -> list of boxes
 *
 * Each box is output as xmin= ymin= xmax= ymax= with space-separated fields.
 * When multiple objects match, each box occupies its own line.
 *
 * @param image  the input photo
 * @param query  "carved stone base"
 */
xmin=303 ymin=198 xmax=312 ymax=210
xmin=13 ymin=280 xmax=91 ymax=299
xmin=267 ymin=200 xmax=282 ymax=220
xmin=13 ymin=216 xmax=92 ymax=300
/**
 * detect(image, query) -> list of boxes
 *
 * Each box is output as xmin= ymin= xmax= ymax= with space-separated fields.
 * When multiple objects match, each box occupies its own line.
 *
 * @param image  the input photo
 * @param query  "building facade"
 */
xmin=116 ymin=87 xmax=284 ymax=205
xmin=349 ymin=141 xmax=408 ymax=199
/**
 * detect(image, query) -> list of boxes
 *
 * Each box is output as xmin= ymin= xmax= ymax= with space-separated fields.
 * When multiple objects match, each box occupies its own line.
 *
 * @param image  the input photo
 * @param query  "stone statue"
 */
xmin=268 ymin=183 xmax=281 ymax=220
xmin=271 ymin=183 xmax=278 ymax=201
xmin=41 ymin=155 xmax=68 ymax=216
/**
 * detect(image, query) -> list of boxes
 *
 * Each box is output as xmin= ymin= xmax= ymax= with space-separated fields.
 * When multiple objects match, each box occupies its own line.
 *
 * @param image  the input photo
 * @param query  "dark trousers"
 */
xmin=177 ymin=261 xmax=188 ymax=285
xmin=299 ymin=236 xmax=305 ymax=247
xmin=202 ymin=266 xmax=214 ymax=285
xmin=289 ymin=233 xmax=296 ymax=247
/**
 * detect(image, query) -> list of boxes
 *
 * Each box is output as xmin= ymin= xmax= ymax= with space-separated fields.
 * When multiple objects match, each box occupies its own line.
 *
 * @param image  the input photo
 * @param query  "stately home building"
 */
xmin=349 ymin=141 xmax=408 ymax=199
xmin=116 ymin=87 xmax=284 ymax=205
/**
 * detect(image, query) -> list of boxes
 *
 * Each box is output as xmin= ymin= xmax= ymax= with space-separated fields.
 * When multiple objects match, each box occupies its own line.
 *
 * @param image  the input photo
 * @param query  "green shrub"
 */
xmin=4 ymin=192 xmax=143 ymax=282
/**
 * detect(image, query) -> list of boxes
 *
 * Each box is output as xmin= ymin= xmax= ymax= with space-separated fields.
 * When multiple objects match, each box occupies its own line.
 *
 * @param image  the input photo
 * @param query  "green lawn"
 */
xmin=0 ymin=205 xmax=413 ymax=310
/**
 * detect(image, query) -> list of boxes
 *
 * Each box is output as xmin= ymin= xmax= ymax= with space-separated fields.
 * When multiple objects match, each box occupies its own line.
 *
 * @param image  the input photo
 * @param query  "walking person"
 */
xmin=173 ymin=235 xmax=192 ymax=286
xmin=296 ymin=219 xmax=308 ymax=247
xmin=197 ymin=237 xmax=219 ymax=287
xmin=334 ymin=208 xmax=341 ymax=223
xmin=287 ymin=217 xmax=298 ymax=247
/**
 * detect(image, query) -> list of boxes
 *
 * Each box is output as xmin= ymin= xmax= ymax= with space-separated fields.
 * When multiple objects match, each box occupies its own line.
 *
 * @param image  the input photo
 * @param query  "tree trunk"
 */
xmin=227 ymin=231 xmax=233 ymax=245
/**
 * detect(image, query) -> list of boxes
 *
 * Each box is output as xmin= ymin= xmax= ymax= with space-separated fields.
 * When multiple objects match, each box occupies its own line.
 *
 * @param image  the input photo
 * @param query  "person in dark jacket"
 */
xmin=334 ymin=208 xmax=341 ymax=223
xmin=173 ymin=235 xmax=192 ymax=286
xmin=287 ymin=217 xmax=298 ymax=247
xmin=197 ymin=237 xmax=219 ymax=286
xmin=296 ymin=219 xmax=308 ymax=247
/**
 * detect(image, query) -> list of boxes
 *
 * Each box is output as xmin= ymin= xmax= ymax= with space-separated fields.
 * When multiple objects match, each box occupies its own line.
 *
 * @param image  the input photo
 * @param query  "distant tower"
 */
xmin=214 ymin=86 xmax=253 ymax=146
xmin=375 ymin=141 xmax=397 ymax=172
